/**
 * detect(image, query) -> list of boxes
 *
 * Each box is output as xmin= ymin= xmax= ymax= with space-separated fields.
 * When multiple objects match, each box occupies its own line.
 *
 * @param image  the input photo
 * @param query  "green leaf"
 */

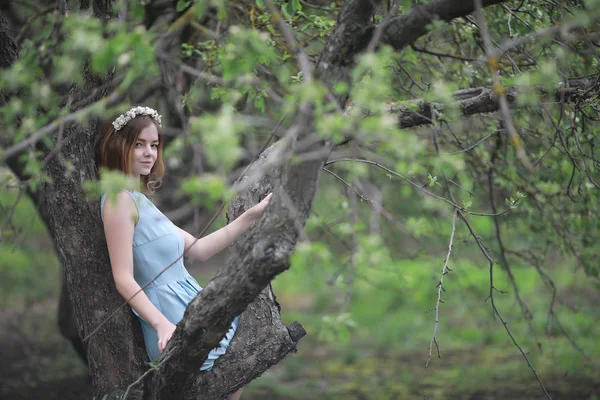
xmin=176 ymin=0 xmax=192 ymax=12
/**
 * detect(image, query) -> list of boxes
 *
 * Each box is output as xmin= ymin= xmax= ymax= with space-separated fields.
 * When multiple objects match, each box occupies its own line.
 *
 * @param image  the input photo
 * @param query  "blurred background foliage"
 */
xmin=1 ymin=0 xmax=600 ymax=398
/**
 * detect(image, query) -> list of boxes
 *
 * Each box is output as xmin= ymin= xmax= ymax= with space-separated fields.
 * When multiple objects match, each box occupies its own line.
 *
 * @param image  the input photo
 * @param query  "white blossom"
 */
xmin=112 ymin=106 xmax=163 ymax=131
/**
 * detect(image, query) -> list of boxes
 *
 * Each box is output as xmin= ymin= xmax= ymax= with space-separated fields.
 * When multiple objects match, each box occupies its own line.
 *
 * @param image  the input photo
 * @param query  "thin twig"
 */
xmin=122 ymin=356 xmax=170 ymax=400
xmin=491 ymin=23 xmax=586 ymax=60
xmin=421 ymin=208 xmax=457 ymax=393
xmin=411 ymin=44 xmax=478 ymax=62
xmin=324 ymin=158 xmax=518 ymax=217
xmin=15 ymin=5 xmax=56 ymax=44
xmin=488 ymin=159 xmax=542 ymax=354
xmin=342 ymin=179 xmax=357 ymax=312
xmin=323 ymin=167 xmax=411 ymax=234
xmin=0 ymin=185 xmax=24 ymax=236
xmin=507 ymin=249 xmax=599 ymax=368
xmin=445 ymin=131 xmax=497 ymax=155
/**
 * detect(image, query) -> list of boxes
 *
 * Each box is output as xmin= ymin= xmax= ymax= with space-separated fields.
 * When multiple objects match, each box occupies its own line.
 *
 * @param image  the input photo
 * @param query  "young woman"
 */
xmin=95 ymin=106 xmax=270 ymax=400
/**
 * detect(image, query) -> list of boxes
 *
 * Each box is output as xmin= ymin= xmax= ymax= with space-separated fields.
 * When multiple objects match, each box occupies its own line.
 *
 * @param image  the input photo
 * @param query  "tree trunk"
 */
xmin=42 ymin=80 xmax=151 ymax=398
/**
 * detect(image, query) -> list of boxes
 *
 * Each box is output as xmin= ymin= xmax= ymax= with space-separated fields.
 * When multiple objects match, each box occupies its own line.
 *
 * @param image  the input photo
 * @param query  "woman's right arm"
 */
xmin=102 ymin=191 xmax=176 ymax=352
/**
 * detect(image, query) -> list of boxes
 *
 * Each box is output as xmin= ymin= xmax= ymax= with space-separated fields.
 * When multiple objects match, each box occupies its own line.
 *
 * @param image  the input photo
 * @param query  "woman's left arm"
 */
xmin=175 ymin=193 xmax=272 ymax=262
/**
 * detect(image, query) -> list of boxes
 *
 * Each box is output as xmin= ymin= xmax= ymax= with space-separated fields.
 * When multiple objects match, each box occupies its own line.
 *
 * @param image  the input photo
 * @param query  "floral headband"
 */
xmin=112 ymin=106 xmax=163 ymax=131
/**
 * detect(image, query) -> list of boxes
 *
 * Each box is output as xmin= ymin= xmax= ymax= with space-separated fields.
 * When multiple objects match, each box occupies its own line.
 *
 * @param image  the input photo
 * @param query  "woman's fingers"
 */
xmin=158 ymin=334 xmax=172 ymax=353
xmin=156 ymin=321 xmax=176 ymax=353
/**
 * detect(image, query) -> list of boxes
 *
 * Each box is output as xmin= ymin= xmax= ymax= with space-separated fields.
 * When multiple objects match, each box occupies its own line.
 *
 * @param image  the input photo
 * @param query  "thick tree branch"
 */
xmin=317 ymin=0 xmax=507 ymax=108
xmin=315 ymin=0 xmax=383 ymax=105
xmin=390 ymin=75 xmax=600 ymax=128
xmin=378 ymin=0 xmax=506 ymax=51
xmin=149 ymin=118 xmax=319 ymax=399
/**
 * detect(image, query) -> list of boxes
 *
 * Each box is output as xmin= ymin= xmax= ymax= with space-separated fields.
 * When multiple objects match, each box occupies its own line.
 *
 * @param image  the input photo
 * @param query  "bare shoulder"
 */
xmin=102 ymin=190 xmax=139 ymax=226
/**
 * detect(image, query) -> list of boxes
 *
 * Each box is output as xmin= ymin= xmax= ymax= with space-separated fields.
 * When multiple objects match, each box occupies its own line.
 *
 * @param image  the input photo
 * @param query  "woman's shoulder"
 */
xmin=100 ymin=189 xmax=142 ymax=222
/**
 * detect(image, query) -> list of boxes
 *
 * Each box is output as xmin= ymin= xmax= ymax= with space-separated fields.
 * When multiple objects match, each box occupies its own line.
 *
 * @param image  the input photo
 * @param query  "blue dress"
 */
xmin=100 ymin=189 xmax=238 ymax=370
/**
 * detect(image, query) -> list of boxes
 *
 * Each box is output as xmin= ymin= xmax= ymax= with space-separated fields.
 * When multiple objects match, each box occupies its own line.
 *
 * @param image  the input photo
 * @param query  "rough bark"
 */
xmin=2 ymin=0 xmax=149 ymax=396
xmin=0 ymin=13 xmax=17 ymax=69
xmin=57 ymin=275 xmax=89 ymax=362
xmin=315 ymin=0 xmax=509 ymax=108
xmin=149 ymin=117 xmax=321 ymax=399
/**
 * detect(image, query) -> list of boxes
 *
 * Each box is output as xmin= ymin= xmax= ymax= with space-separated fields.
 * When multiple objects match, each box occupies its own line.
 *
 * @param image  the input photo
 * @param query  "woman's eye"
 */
xmin=135 ymin=143 xmax=142 ymax=147
xmin=151 ymin=144 xmax=158 ymax=149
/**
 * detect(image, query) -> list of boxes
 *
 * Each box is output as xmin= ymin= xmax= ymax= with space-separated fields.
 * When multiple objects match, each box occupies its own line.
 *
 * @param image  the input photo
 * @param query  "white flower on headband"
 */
xmin=112 ymin=106 xmax=162 ymax=131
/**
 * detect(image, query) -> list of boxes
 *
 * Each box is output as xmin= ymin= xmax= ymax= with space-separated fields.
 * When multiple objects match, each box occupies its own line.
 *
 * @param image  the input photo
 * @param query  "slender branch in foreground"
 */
xmin=421 ymin=208 xmax=457 ymax=392
xmin=343 ymin=179 xmax=357 ymax=312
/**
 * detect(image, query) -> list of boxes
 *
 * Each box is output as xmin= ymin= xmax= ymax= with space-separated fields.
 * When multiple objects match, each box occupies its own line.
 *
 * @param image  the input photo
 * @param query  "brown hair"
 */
xmin=94 ymin=113 xmax=165 ymax=194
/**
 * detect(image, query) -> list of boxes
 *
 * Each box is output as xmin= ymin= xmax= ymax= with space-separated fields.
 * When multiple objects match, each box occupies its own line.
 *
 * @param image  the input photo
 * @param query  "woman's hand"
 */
xmin=155 ymin=320 xmax=176 ymax=353
xmin=246 ymin=193 xmax=273 ymax=222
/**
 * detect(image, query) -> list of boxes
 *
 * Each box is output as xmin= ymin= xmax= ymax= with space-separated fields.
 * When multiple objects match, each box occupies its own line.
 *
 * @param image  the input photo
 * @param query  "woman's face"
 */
xmin=130 ymin=123 xmax=159 ymax=177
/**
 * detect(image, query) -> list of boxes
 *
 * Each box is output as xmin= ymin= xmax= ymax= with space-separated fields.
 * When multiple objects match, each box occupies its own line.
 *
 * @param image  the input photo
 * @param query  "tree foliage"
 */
xmin=1 ymin=0 xmax=599 ymax=398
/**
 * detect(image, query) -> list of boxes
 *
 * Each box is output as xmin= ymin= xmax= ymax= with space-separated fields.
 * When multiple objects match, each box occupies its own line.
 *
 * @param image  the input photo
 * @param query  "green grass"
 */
xmin=261 ymin=244 xmax=600 ymax=399
xmin=0 ymin=190 xmax=60 ymax=307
